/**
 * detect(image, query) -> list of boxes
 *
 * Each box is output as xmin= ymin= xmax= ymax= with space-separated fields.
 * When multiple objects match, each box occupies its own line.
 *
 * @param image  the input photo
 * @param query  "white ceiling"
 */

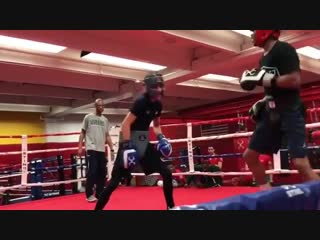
xmin=0 ymin=30 xmax=319 ymax=118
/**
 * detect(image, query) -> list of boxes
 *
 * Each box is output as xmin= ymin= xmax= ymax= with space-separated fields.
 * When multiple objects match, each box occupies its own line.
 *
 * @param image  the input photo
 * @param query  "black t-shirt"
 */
xmin=259 ymin=40 xmax=302 ymax=110
xmin=129 ymin=93 xmax=162 ymax=131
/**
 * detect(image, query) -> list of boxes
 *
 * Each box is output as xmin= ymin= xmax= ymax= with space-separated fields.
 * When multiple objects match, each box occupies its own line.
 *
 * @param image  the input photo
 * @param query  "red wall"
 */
xmin=157 ymin=83 xmax=320 ymax=185
xmin=178 ymin=83 xmax=320 ymax=121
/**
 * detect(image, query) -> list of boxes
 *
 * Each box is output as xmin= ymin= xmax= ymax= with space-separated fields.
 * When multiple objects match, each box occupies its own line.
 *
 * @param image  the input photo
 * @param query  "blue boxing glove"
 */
xmin=121 ymin=140 xmax=139 ymax=171
xmin=156 ymin=134 xmax=172 ymax=158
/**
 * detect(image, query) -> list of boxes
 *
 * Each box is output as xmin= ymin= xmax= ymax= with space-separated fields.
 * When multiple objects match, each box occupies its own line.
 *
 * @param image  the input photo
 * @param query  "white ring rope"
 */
xmin=0 ymin=163 xmax=88 ymax=178
xmin=0 ymin=185 xmax=24 ymax=191
xmin=0 ymin=173 xmax=22 ymax=179
xmin=2 ymin=170 xmax=320 ymax=192
xmin=130 ymin=169 xmax=320 ymax=177
xmin=1 ymin=169 xmax=320 ymax=192
xmin=1 ymin=120 xmax=320 ymax=191
xmin=0 ymin=122 xmax=320 ymax=156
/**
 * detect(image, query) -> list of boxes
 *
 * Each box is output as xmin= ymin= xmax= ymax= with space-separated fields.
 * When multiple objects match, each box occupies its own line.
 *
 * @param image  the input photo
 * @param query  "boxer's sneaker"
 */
xmin=86 ymin=195 xmax=97 ymax=202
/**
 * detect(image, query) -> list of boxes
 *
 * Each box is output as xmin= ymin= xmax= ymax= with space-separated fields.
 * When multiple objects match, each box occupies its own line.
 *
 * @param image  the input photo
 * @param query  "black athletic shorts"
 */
xmin=249 ymin=107 xmax=307 ymax=158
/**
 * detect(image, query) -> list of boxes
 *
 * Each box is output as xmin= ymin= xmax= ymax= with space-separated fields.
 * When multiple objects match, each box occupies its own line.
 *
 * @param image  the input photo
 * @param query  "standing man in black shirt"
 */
xmin=95 ymin=73 xmax=175 ymax=210
xmin=239 ymin=30 xmax=320 ymax=190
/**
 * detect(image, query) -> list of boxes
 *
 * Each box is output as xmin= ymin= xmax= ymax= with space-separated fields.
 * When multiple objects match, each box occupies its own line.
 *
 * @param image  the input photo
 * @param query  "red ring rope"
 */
xmin=0 ymin=106 xmax=319 ymax=139
xmin=0 ymin=116 xmax=250 ymax=138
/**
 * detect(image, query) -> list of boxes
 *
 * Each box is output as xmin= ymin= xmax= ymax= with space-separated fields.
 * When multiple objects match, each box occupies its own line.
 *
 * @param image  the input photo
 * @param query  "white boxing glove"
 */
xmin=239 ymin=69 xmax=276 ymax=91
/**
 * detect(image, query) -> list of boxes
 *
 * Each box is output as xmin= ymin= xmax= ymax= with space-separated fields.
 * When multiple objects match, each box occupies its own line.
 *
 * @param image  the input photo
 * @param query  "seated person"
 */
xmin=207 ymin=146 xmax=223 ymax=185
xmin=186 ymin=146 xmax=223 ymax=188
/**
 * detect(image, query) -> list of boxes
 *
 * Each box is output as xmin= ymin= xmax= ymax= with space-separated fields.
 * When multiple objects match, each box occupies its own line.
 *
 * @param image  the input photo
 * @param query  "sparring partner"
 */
xmin=95 ymin=73 xmax=175 ymax=210
xmin=239 ymin=30 xmax=320 ymax=190
xmin=78 ymin=98 xmax=114 ymax=202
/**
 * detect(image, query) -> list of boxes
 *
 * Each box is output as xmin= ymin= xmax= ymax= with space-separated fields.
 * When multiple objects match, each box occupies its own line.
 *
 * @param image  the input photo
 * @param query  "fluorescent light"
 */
xmin=0 ymin=35 xmax=66 ymax=53
xmin=232 ymin=30 xmax=253 ymax=37
xmin=199 ymin=74 xmax=238 ymax=81
xmin=82 ymin=53 xmax=167 ymax=71
xmin=296 ymin=46 xmax=320 ymax=59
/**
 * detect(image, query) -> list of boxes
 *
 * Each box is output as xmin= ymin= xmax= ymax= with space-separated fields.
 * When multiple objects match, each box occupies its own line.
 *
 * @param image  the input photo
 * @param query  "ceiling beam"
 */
xmin=0 ymin=30 xmax=192 ymax=70
xmin=202 ymin=31 xmax=320 ymax=74
xmin=0 ymin=103 xmax=50 ymax=113
xmin=178 ymin=79 xmax=263 ymax=93
xmin=0 ymin=48 xmax=145 ymax=85
xmin=164 ymin=31 xmax=320 ymax=86
xmin=73 ymin=108 xmax=130 ymax=115
xmin=159 ymin=30 xmax=247 ymax=52
xmin=0 ymin=48 xmax=146 ymax=82
xmin=165 ymin=85 xmax=249 ymax=101
xmin=0 ymin=61 xmax=121 ymax=91
xmin=0 ymin=82 xmax=95 ymax=100
xmin=300 ymin=55 xmax=320 ymax=75
xmin=0 ymin=95 xmax=73 ymax=106
xmin=46 ymin=92 xmax=134 ymax=117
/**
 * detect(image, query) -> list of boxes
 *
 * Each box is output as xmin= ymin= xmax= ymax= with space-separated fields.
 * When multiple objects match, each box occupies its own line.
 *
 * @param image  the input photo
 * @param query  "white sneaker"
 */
xmin=167 ymin=206 xmax=176 ymax=210
xmin=86 ymin=195 xmax=97 ymax=202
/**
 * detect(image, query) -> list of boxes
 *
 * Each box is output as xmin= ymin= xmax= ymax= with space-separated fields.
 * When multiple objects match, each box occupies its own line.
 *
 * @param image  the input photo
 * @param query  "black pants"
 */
xmin=85 ymin=150 xmax=107 ymax=198
xmin=120 ymin=174 xmax=133 ymax=186
xmin=187 ymin=164 xmax=222 ymax=187
xmin=95 ymin=143 xmax=175 ymax=210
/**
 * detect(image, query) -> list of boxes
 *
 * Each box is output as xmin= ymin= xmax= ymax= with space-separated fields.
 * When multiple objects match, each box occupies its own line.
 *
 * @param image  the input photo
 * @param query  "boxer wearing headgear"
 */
xmin=240 ymin=30 xmax=320 ymax=190
xmin=95 ymin=73 xmax=175 ymax=210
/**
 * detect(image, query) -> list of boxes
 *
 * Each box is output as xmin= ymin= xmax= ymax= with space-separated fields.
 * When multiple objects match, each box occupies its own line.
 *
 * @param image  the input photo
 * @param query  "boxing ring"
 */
xmin=1 ymin=114 xmax=320 ymax=210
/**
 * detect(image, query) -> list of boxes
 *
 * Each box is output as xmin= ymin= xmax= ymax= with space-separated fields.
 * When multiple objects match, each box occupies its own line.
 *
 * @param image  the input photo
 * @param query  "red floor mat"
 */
xmin=0 ymin=186 xmax=259 ymax=210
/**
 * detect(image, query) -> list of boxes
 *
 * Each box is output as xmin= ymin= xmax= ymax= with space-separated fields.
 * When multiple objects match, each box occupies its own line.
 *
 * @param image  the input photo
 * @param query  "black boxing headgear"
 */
xmin=143 ymin=73 xmax=164 ymax=99
xmin=252 ymin=30 xmax=280 ymax=47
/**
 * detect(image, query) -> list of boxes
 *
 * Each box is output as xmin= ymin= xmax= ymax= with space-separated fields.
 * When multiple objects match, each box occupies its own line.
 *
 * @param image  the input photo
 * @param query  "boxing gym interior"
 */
xmin=1 ymin=30 xmax=320 ymax=210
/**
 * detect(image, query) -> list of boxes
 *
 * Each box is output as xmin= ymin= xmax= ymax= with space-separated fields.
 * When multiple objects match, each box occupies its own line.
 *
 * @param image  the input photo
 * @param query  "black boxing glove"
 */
xmin=249 ymin=98 xmax=267 ymax=123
